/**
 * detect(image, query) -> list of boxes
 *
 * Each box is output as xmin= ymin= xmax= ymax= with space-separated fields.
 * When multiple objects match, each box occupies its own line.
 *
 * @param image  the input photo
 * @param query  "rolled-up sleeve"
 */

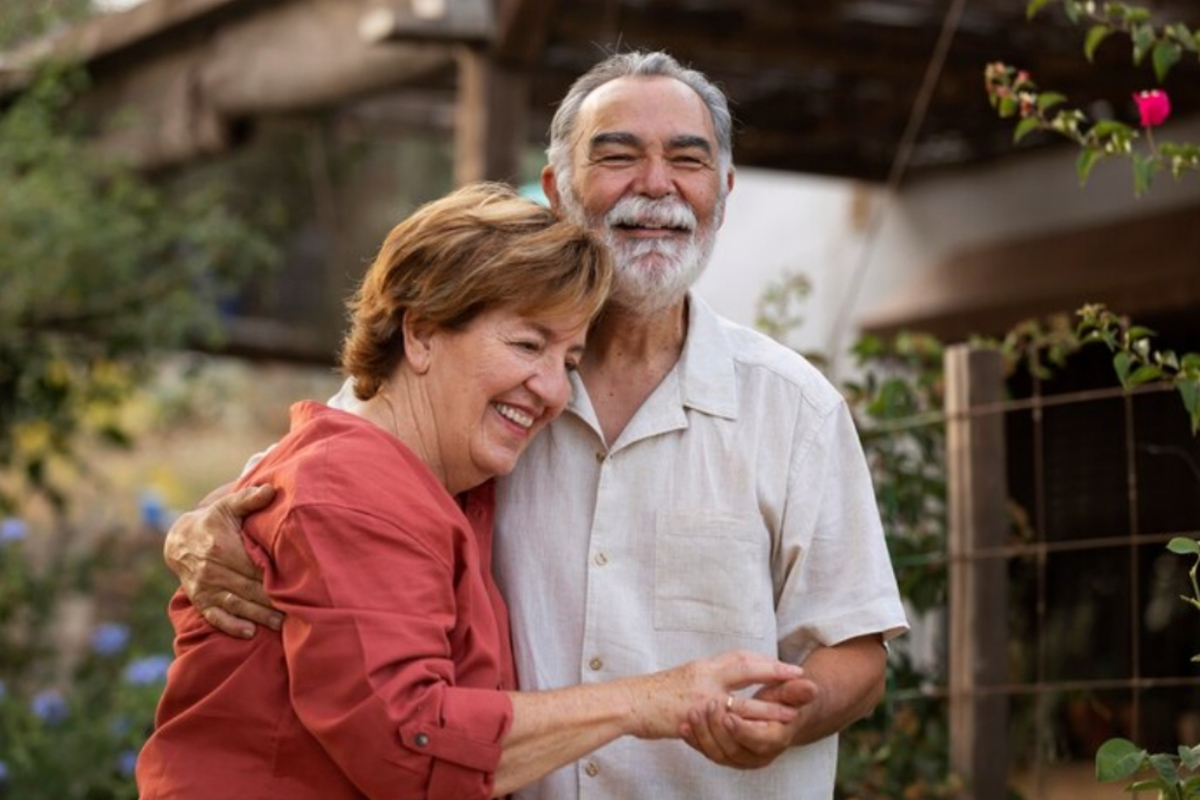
xmin=256 ymin=502 xmax=513 ymax=800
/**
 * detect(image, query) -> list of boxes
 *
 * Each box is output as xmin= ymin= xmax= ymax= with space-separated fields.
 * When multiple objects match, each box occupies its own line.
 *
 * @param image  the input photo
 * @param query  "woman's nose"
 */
xmin=529 ymin=362 xmax=573 ymax=413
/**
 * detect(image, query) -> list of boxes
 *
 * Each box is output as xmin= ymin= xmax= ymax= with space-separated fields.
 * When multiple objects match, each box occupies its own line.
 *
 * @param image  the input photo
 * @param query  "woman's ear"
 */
xmin=402 ymin=314 xmax=435 ymax=375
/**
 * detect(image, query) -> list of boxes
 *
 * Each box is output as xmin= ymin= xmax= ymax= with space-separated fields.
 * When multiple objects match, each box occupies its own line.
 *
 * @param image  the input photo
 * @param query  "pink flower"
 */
xmin=1133 ymin=90 xmax=1171 ymax=128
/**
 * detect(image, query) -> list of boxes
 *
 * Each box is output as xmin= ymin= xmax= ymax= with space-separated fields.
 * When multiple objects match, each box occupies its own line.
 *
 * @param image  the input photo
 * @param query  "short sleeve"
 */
xmin=773 ymin=400 xmax=909 ymax=664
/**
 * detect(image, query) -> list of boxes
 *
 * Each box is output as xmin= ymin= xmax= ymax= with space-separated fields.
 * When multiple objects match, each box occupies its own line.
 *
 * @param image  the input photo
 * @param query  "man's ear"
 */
xmin=718 ymin=167 xmax=735 ymax=228
xmin=402 ymin=314 xmax=435 ymax=375
xmin=541 ymin=165 xmax=562 ymax=213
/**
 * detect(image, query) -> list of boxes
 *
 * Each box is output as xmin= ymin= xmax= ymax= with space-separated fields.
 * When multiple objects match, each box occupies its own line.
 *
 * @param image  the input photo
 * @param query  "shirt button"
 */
xmin=414 ymin=732 xmax=430 ymax=747
xmin=585 ymin=761 xmax=600 ymax=777
xmin=593 ymin=551 xmax=608 ymax=567
xmin=594 ymin=451 xmax=606 ymax=463
xmin=589 ymin=657 xmax=603 ymax=671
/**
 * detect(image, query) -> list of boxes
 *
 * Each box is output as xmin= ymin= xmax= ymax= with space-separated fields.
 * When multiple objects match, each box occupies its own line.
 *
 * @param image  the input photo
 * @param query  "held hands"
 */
xmin=680 ymin=676 xmax=820 ymax=769
xmin=626 ymin=650 xmax=806 ymax=742
xmin=162 ymin=484 xmax=283 ymax=639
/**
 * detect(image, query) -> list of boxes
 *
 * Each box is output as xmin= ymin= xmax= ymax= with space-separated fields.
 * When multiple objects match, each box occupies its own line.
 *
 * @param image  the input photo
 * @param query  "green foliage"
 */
xmin=0 ymin=0 xmax=94 ymax=51
xmin=984 ymin=0 xmax=1200 ymax=196
xmin=757 ymin=274 xmax=958 ymax=797
xmin=758 ymin=267 xmax=1200 ymax=796
xmin=845 ymin=332 xmax=947 ymax=614
xmin=0 ymin=516 xmax=177 ymax=798
xmin=0 ymin=65 xmax=277 ymax=513
xmin=971 ymin=305 xmax=1200 ymax=434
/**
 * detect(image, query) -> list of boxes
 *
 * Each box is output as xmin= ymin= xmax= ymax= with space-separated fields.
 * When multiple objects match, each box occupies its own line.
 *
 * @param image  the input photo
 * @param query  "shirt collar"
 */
xmin=677 ymin=293 xmax=739 ymax=420
xmin=564 ymin=292 xmax=740 ymax=427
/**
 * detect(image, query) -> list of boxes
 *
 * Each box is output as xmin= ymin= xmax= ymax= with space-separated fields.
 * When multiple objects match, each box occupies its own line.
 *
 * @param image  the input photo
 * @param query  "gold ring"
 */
xmin=221 ymin=590 xmax=233 ymax=607
xmin=725 ymin=694 xmax=735 ymax=712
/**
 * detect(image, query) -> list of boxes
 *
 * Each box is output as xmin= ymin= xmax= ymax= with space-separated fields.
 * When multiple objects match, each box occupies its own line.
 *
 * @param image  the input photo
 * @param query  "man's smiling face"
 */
xmin=549 ymin=75 xmax=733 ymax=314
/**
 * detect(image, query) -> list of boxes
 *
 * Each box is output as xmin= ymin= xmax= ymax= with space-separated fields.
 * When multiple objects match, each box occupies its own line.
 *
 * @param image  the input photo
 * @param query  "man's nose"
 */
xmin=633 ymin=155 xmax=674 ymax=198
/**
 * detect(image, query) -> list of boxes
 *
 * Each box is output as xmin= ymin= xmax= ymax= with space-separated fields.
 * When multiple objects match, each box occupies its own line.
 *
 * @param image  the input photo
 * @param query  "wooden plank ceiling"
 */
xmin=4 ymin=0 xmax=1197 ymax=183
xmin=516 ymin=0 xmax=1200 ymax=181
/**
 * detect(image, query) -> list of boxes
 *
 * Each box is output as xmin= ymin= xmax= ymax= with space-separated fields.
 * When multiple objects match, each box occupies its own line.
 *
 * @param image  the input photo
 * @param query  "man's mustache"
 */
xmin=604 ymin=195 xmax=697 ymax=232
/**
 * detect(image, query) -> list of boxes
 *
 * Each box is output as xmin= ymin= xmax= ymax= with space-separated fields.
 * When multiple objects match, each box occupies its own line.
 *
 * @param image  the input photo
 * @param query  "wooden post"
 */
xmin=946 ymin=345 xmax=1009 ymax=800
xmin=454 ymin=46 xmax=528 ymax=185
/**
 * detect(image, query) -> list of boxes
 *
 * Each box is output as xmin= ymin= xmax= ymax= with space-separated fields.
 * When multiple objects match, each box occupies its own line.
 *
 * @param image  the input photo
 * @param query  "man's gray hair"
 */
xmin=546 ymin=51 xmax=734 ymax=181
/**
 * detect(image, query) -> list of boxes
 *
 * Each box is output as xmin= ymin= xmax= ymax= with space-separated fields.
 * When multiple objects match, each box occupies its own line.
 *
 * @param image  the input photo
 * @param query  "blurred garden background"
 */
xmin=1 ymin=0 xmax=1199 ymax=798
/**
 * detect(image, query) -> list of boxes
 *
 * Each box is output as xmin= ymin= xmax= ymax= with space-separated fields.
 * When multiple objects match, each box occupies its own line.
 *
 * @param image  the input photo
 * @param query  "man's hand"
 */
xmin=681 ymin=677 xmax=819 ymax=769
xmin=680 ymin=635 xmax=887 ymax=769
xmin=163 ymin=484 xmax=282 ymax=639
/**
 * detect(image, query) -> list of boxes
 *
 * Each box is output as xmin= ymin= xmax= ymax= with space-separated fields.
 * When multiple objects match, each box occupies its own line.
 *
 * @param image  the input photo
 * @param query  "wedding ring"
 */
xmin=221 ymin=590 xmax=233 ymax=607
xmin=725 ymin=693 xmax=735 ymax=712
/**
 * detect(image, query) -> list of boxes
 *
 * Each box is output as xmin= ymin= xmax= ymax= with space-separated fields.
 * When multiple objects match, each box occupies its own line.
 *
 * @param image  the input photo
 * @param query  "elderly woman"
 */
xmin=135 ymin=184 xmax=802 ymax=800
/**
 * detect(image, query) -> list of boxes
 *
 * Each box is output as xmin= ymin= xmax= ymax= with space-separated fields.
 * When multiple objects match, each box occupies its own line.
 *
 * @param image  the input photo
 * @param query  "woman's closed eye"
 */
xmin=511 ymin=339 xmax=544 ymax=355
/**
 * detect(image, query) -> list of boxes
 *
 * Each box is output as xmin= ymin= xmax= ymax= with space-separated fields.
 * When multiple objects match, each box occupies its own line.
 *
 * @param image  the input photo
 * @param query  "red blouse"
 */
xmin=137 ymin=402 xmax=516 ymax=800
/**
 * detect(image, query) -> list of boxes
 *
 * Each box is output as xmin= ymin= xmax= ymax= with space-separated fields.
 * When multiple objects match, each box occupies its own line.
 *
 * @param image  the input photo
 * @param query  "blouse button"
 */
xmin=589 ymin=657 xmax=603 ymax=671
xmin=585 ymin=761 xmax=600 ymax=777
xmin=414 ymin=732 xmax=430 ymax=748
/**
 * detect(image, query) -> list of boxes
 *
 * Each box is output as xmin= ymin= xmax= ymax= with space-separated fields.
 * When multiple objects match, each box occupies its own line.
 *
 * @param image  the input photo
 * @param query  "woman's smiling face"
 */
xmin=416 ymin=305 xmax=589 ymax=494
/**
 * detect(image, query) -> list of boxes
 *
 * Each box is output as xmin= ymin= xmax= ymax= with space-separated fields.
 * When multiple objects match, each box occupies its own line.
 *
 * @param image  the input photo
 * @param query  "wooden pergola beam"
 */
xmin=454 ymin=47 xmax=529 ymax=185
xmin=451 ymin=0 xmax=557 ymax=186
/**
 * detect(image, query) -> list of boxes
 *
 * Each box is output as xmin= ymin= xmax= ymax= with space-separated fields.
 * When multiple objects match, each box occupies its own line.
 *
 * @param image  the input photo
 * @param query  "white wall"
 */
xmin=695 ymin=116 xmax=1200 ymax=371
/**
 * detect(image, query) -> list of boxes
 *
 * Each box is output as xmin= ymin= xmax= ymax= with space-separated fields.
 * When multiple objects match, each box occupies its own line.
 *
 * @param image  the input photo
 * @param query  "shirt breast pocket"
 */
xmin=653 ymin=510 xmax=770 ymax=639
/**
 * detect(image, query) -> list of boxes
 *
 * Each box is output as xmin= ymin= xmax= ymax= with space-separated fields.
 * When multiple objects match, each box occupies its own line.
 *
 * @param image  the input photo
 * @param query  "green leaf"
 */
xmin=1182 ymin=353 xmax=1200 ymax=372
xmin=1128 ymin=325 xmax=1155 ymax=341
xmin=1132 ymin=153 xmax=1156 ymax=197
xmin=1037 ymin=91 xmax=1068 ymax=112
xmin=1096 ymin=738 xmax=1148 ymax=782
xmin=1168 ymin=537 xmax=1200 ymax=555
xmin=999 ymin=96 xmax=1018 ymax=118
xmin=1113 ymin=351 xmax=1132 ymax=389
xmin=1128 ymin=364 xmax=1162 ymax=387
xmin=1077 ymin=148 xmax=1102 ymax=185
xmin=1027 ymin=0 xmax=1056 ymax=19
xmin=1153 ymin=41 xmax=1183 ymax=83
xmin=1064 ymin=1 xmax=1081 ymax=24
xmin=1149 ymin=752 xmax=1180 ymax=786
xmin=1133 ymin=24 xmax=1156 ymax=65
xmin=1168 ymin=23 xmax=1197 ymax=52
xmin=1180 ymin=745 xmax=1200 ymax=771
xmin=1090 ymin=120 xmax=1132 ymax=139
xmin=1085 ymin=25 xmax=1113 ymax=61
xmin=1178 ymin=378 xmax=1200 ymax=434
xmin=1014 ymin=117 xmax=1041 ymax=144
xmin=1125 ymin=7 xmax=1152 ymax=24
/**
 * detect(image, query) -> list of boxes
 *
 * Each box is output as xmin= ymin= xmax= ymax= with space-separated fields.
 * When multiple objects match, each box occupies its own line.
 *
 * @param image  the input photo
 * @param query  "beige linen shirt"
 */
xmin=493 ymin=294 xmax=908 ymax=800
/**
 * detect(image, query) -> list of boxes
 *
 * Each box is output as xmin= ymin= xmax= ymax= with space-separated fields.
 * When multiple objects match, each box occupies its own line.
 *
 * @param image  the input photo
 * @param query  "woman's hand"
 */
xmin=163 ymin=484 xmax=282 ymax=638
xmin=624 ymin=650 xmax=806 ymax=740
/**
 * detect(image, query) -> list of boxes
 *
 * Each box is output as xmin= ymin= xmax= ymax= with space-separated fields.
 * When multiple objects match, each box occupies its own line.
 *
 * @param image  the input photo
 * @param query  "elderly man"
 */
xmin=166 ymin=51 xmax=907 ymax=800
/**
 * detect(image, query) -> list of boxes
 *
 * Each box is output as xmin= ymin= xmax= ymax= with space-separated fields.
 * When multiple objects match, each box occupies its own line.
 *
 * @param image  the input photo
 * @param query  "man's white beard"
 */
xmin=559 ymin=187 xmax=721 ymax=317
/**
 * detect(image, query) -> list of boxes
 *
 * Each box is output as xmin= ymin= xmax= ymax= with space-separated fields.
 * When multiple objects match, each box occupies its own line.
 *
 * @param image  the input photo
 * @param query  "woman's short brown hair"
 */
xmin=341 ymin=182 xmax=612 ymax=400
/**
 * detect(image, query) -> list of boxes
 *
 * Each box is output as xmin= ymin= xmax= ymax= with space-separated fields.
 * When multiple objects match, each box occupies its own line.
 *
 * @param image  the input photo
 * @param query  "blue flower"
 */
xmin=117 ymin=749 xmax=138 ymax=777
xmin=91 ymin=622 xmax=131 ymax=656
xmin=123 ymin=654 xmax=172 ymax=686
xmin=30 ymin=690 xmax=69 ymax=724
xmin=139 ymin=491 xmax=167 ymax=531
xmin=0 ymin=759 xmax=9 ymax=784
xmin=0 ymin=678 xmax=7 ymax=700
xmin=0 ymin=517 xmax=27 ymax=543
